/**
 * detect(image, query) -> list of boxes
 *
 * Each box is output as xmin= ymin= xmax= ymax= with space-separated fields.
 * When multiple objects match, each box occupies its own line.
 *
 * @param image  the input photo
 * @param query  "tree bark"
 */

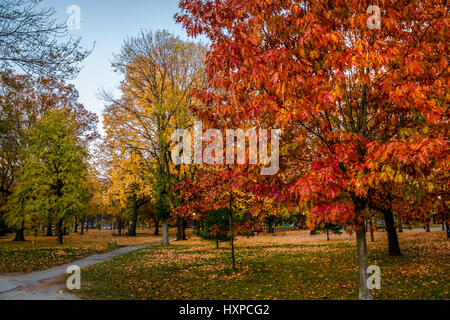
xmin=356 ymin=224 xmax=372 ymax=300
xmin=176 ymin=216 xmax=187 ymax=240
xmin=55 ymin=219 xmax=63 ymax=244
xmin=162 ymin=218 xmax=169 ymax=245
xmin=382 ymin=209 xmax=402 ymax=256
xmin=369 ymin=220 xmax=374 ymax=242
xmin=176 ymin=215 xmax=183 ymax=240
xmin=446 ymin=222 xmax=449 ymax=239
xmin=13 ymin=225 xmax=25 ymax=242
xmin=153 ymin=217 xmax=160 ymax=235
xmin=398 ymin=220 xmax=403 ymax=233
xmin=45 ymin=222 xmax=53 ymax=236
xmin=118 ymin=220 xmax=122 ymax=236
xmin=267 ymin=216 xmax=275 ymax=233
xmin=181 ymin=218 xmax=186 ymax=240
xmin=229 ymin=197 xmax=236 ymax=270
xmin=128 ymin=196 xmax=139 ymax=237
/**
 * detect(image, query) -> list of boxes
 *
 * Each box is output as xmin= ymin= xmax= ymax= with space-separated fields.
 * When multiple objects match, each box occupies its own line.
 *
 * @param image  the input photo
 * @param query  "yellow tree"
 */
xmin=102 ymin=30 xmax=205 ymax=244
xmin=108 ymin=152 xmax=152 ymax=236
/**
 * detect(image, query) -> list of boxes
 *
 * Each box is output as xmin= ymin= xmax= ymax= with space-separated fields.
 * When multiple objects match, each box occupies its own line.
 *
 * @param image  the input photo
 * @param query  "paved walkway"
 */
xmin=0 ymin=241 xmax=160 ymax=300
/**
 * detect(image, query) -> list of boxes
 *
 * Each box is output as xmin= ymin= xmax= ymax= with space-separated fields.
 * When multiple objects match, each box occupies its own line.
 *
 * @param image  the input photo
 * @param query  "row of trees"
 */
xmin=0 ymin=73 xmax=98 ymax=244
xmin=0 ymin=0 xmax=448 ymax=301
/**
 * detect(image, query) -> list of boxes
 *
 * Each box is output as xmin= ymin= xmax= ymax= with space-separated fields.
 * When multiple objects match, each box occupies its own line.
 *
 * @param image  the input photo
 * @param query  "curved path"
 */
xmin=0 ymin=241 xmax=161 ymax=300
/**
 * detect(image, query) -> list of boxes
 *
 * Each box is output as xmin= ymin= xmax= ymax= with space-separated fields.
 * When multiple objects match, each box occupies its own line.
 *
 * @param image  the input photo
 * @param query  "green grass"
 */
xmin=73 ymin=231 xmax=449 ymax=300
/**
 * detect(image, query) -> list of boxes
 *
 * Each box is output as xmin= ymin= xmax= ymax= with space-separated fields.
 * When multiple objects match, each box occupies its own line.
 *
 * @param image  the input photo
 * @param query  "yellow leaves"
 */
xmin=394 ymin=173 xmax=404 ymax=184
xmin=309 ymin=49 xmax=319 ymax=60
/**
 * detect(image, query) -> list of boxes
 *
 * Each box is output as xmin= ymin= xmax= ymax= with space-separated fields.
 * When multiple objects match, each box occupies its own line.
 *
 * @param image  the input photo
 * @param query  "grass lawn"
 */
xmin=72 ymin=229 xmax=449 ymax=300
xmin=0 ymin=228 xmax=178 ymax=274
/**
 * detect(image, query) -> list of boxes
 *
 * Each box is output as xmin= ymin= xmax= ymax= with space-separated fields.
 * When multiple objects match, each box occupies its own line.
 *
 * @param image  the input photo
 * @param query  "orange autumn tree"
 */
xmin=177 ymin=0 xmax=449 ymax=299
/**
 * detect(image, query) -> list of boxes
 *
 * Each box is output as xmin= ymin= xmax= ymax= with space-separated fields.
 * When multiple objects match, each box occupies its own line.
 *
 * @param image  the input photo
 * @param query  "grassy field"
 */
xmin=0 ymin=228 xmax=179 ymax=273
xmin=71 ymin=229 xmax=449 ymax=300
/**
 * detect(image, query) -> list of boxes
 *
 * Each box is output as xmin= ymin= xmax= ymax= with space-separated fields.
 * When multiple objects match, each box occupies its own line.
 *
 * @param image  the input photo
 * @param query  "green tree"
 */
xmin=0 ymin=73 xmax=97 ymax=240
xmin=7 ymin=109 xmax=89 ymax=244
xmin=318 ymin=223 xmax=343 ymax=241
xmin=195 ymin=208 xmax=231 ymax=249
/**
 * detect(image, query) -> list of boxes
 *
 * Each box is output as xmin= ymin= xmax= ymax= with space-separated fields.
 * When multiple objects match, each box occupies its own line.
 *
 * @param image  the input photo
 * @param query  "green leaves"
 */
xmin=6 ymin=109 xmax=90 ymax=237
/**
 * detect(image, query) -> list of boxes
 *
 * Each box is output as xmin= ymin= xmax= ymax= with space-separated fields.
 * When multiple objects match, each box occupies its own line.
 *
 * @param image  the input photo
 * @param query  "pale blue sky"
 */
xmin=42 ymin=0 xmax=200 ymax=134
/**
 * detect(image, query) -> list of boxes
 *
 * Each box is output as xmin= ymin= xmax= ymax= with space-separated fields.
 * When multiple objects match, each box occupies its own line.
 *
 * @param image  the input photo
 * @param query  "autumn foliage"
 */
xmin=176 ymin=0 xmax=449 ymax=299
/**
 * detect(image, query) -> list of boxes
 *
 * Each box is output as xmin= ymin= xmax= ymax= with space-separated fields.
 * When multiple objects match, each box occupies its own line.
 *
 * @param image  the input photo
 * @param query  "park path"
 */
xmin=0 ymin=241 xmax=161 ymax=300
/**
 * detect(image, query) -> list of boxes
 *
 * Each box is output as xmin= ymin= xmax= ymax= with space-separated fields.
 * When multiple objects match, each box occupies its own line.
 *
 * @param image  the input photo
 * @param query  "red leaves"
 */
xmin=310 ymin=203 xmax=354 ymax=226
xmin=177 ymin=0 xmax=449 ymax=229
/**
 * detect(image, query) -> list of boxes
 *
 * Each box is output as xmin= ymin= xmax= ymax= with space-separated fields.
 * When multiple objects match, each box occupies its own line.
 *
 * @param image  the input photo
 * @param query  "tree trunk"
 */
xmin=118 ymin=220 xmax=122 ymax=236
xmin=244 ymin=211 xmax=253 ymax=234
xmin=80 ymin=216 xmax=86 ymax=235
xmin=46 ymin=222 xmax=53 ymax=236
xmin=55 ymin=219 xmax=63 ymax=244
xmin=382 ymin=209 xmax=402 ymax=256
xmin=267 ymin=217 xmax=275 ymax=234
xmin=369 ymin=220 xmax=374 ymax=242
xmin=33 ymin=232 xmax=37 ymax=251
xmin=229 ymin=208 xmax=236 ymax=270
xmin=154 ymin=218 xmax=160 ymax=236
xmin=162 ymin=218 xmax=169 ymax=245
xmin=176 ymin=215 xmax=183 ymax=240
xmin=446 ymin=222 xmax=449 ymax=239
xmin=356 ymin=224 xmax=372 ymax=300
xmin=229 ymin=193 xmax=236 ymax=270
xmin=13 ymin=226 xmax=25 ymax=242
xmin=176 ymin=216 xmax=187 ymax=240
xmin=128 ymin=197 xmax=138 ymax=237
xmin=398 ymin=220 xmax=403 ymax=233
xmin=181 ymin=218 xmax=186 ymax=240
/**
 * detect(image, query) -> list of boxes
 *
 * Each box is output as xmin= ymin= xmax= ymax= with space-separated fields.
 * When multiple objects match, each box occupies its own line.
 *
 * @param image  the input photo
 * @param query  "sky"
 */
xmin=42 ymin=0 xmax=199 ymax=134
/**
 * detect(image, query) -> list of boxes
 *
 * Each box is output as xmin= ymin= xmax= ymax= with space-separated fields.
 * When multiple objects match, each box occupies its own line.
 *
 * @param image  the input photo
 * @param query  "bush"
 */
xmin=195 ymin=208 xmax=230 ymax=248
